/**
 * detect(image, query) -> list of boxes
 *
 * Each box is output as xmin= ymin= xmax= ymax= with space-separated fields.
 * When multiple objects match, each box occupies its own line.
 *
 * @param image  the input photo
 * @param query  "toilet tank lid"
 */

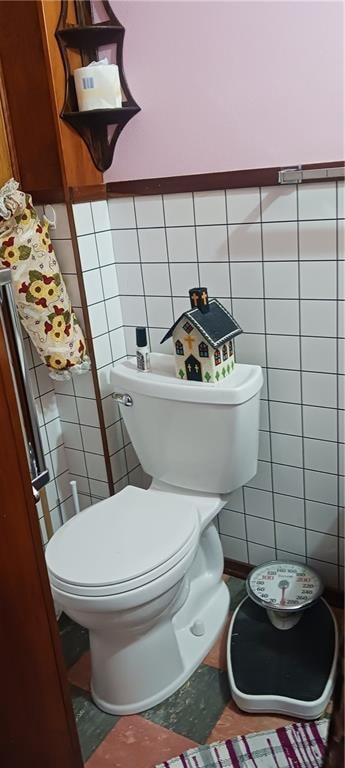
xmin=111 ymin=354 xmax=263 ymax=405
xmin=45 ymin=487 xmax=199 ymax=589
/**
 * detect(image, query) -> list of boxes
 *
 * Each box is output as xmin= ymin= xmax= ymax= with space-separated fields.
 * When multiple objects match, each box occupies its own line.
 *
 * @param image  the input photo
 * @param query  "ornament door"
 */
xmin=185 ymin=354 xmax=202 ymax=381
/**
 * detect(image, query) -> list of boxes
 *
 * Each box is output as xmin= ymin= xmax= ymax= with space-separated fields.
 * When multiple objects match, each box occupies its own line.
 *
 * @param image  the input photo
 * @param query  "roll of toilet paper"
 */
xmin=74 ymin=61 xmax=122 ymax=111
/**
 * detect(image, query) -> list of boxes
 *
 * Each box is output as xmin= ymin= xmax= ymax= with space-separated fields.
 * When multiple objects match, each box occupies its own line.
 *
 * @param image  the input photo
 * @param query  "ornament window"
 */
xmin=199 ymin=342 xmax=209 ymax=358
xmin=183 ymin=321 xmax=193 ymax=334
xmin=222 ymin=344 xmax=228 ymax=360
xmin=175 ymin=340 xmax=184 ymax=355
xmin=214 ymin=349 xmax=221 ymax=366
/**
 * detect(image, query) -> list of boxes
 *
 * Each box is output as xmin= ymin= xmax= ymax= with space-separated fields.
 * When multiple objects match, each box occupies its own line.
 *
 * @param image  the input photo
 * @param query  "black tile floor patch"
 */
xmin=143 ymin=664 xmax=231 ymax=744
xmin=71 ymin=685 xmax=119 ymax=762
xmin=227 ymin=575 xmax=247 ymax=611
xmin=59 ymin=613 xmax=90 ymax=668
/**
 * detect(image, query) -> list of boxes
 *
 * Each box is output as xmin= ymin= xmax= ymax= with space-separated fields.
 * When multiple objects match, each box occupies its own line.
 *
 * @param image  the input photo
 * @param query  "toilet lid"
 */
xmin=46 ymin=487 xmax=199 ymax=594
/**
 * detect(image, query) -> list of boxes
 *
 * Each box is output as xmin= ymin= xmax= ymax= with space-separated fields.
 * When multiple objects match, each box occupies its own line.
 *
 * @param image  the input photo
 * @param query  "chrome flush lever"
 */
xmin=112 ymin=393 xmax=133 ymax=407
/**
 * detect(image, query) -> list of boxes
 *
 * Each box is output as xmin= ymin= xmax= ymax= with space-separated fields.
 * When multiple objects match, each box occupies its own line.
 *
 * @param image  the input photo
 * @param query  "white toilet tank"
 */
xmin=111 ymin=353 xmax=263 ymax=495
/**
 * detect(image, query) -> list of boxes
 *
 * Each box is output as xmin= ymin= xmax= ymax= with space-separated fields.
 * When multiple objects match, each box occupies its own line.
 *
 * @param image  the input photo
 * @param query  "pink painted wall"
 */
xmin=102 ymin=1 xmax=344 ymax=182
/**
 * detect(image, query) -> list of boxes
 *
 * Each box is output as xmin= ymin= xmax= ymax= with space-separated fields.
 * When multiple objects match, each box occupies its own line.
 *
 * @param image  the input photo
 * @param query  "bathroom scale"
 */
xmin=227 ymin=561 xmax=338 ymax=719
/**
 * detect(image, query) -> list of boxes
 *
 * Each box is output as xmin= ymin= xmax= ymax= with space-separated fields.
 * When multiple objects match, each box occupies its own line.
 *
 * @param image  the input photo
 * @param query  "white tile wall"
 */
xmin=99 ymin=182 xmax=343 ymax=589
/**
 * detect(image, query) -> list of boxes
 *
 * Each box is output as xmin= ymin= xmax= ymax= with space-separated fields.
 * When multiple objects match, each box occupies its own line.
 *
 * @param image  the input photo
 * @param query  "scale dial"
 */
xmin=247 ymin=561 xmax=323 ymax=614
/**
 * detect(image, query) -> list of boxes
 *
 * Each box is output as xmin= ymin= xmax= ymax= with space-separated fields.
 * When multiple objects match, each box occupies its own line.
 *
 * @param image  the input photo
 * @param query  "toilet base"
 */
xmin=90 ymin=578 xmax=229 ymax=715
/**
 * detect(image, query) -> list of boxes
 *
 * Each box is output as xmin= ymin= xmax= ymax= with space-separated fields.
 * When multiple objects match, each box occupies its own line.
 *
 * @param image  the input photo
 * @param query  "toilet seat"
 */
xmin=46 ymin=486 xmax=199 ymax=598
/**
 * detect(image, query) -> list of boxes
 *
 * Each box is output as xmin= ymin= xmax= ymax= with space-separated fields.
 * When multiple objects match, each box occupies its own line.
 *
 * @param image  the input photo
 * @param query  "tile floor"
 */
xmin=58 ymin=576 xmax=330 ymax=767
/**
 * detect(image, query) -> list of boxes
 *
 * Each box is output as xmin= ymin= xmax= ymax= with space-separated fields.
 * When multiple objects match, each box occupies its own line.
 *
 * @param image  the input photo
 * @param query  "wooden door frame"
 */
xmin=0 ymin=319 xmax=83 ymax=768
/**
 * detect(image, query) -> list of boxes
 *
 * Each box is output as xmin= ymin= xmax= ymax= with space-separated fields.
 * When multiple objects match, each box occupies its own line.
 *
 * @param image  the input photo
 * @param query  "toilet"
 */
xmin=46 ymin=353 xmax=263 ymax=715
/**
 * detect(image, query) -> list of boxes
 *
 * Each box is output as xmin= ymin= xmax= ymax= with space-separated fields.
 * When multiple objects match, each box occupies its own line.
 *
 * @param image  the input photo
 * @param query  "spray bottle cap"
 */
xmin=136 ymin=327 xmax=147 ymax=348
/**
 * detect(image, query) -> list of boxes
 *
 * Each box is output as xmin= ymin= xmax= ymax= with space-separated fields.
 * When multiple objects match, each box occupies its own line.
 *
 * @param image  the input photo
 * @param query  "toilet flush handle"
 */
xmin=112 ymin=393 xmax=133 ymax=407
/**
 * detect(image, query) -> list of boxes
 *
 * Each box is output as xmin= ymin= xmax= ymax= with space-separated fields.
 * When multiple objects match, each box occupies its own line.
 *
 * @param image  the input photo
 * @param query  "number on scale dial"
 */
xmin=247 ymin=562 xmax=322 ymax=611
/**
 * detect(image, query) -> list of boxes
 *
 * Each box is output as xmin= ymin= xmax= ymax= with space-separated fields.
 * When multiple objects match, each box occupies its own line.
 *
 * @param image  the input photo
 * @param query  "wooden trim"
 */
xmin=106 ymin=160 xmax=345 ymax=197
xmin=0 ymin=319 xmax=83 ymax=767
xmin=224 ymin=558 xmax=344 ymax=609
xmin=69 ymin=184 xmax=107 ymax=203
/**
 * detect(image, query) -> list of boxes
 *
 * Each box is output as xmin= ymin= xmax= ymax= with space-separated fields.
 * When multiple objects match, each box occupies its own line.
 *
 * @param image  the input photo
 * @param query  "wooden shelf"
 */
xmin=56 ymin=1 xmax=140 ymax=173
xmin=57 ymin=24 xmax=123 ymax=49
xmin=62 ymin=105 xmax=140 ymax=129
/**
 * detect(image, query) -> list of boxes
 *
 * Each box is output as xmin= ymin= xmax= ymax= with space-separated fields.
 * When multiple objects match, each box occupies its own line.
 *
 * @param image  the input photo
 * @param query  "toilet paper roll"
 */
xmin=74 ymin=63 xmax=122 ymax=111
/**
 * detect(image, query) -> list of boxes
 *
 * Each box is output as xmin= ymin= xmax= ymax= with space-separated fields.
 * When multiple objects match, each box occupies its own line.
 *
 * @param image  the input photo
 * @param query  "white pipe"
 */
xmin=70 ymin=480 xmax=81 ymax=515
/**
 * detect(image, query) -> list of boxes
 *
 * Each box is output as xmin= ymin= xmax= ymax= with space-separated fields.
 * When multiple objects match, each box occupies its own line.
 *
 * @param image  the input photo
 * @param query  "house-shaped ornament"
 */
xmin=161 ymin=287 xmax=242 ymax=383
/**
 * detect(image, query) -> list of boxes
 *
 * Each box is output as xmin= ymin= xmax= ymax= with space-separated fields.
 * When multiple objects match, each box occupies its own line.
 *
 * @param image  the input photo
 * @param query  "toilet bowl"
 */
xmin=46 ymin=354 xmax=263 ymax=714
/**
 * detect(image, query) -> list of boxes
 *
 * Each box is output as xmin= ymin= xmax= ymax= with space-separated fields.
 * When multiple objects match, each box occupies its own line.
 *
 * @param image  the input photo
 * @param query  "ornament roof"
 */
xmin=161 ymin=298 xmax=242 ymax=349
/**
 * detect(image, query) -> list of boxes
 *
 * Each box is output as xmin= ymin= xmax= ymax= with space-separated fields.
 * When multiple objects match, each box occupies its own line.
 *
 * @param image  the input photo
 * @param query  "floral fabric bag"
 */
xmin=0 ymin=179 xmax=89 ymax=379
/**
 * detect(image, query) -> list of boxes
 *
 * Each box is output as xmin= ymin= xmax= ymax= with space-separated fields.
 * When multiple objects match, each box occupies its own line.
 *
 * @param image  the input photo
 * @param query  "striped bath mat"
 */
xmin=155 ymin=719 xmax=328 ymax=768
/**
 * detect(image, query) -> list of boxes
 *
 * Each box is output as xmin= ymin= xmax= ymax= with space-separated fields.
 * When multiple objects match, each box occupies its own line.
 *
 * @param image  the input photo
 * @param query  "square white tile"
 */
xmin=219 ymin=509 xmax=246 ymax=539
xmin=46 ymin=418 xmax=63 ymax=451
xmin=108 ymin=197 xmax=136 ymax=229
xmin=304 ymin=437 xmax=337 ymax=474
xmin=273 ymin=463 xmax=304 ymax=497
xmin=85 ymin=453 xmax=108 ymax=482
xmin=95 ymin=230 xmax=115 ymax=267
xmin=100 ymin=264 xmax=119 ymax=299
xmin=271 ymin=433 xmax=303 ymax=467
xmin=266 ymin=334 xmax=300 ymax=369
xmin=120 ymin=295 xmax=147 ymax=327
xmin=134 ymin=195 xmax=164 ymax=227
xmin=112 ymin=229 xmax=139 ymax=263
xmin=268 ymin=368 xmax=301 ymax=403
xmin=88 ymin=302 xmax=108 ymax=337
xmin=197 ymin=225 xmax=228 ymax=261
xmin=220 ymin=534 xmax=248 ymax=562
xmin=91 ymin=200 xmax=110 ymax=232
xmin=50 ymin=445 xmax=68 ymax=477
xmin=110 ymin=327 xmax=127 ymax=361
xmin=248 ymin=542 xmax=276 ymax=566
xmin=338 ymin=261 xmax=345 ymax=299
xmin=299 ymin=220 xmax=337 ymax=260
xmin=78 ymin=234 xmax=99 ymax=271
xmin=138 ymin=228 xmax=168 ymax=262
xmin=305 ymin=469 xmax=338 ymax=506
xmin=232 ymin=298 xmax=265 ymax=334
xmin=169 ymin=262 xmax=199 ymax=297
xmin=63 ymin=274 xmax=81 ymax=307
xmin=301 ymin=336 xmax=337 ymax=373
xmin=230 ymin=262 xmax=263 ymax=298
xmin=41 ymin=389 xmax=59 ymax=420
xmin=243 ymin=487 xmax=273 ymax=519
xmin=298 ymin=182 xmax=336 ymax=220
xmin=338 ymin=220 xmax=345 ymax=260
xmin=300 ymin=261 xmax=337 ymax=299
xmin=226 ymin=187 xmax=261 ymax=224
xmin=83 ymin=269 xmax=103 ymax=305
xmin=56 ymin=394 xmax=78 ymax=423
xmin=261 ymin=186 xmax=297 ymax=222
xmin=337 ymin=181 xmax=345 ymax=218
xmin=247 ymin=515 xmax=275 ymax=548
xmin=246 ymin=460 xmax=272 ymax=491
xmin=275 ymin=523 xmax=305 ymax=556
xmin=106 ymin=297 xmax=123 ymax=331
xmin=146 ymin=296 xmax=174 ymax=328
xmin=260 ymin=400 xmax=269 ymax=430
xmin=300 ymin=300 xmax=337 ymax=337
xmin=166 ymin=226 xmax=197 ymax=262
xmin=194 ymin=190 xmax=226 ymax=225
xmin=111 ymin=449 xmax=128 ymax=483
xmin=265 ymin=300 xmax=299 ymax=334
xmin=303 ymin=405 xmax=338 ymax=441
xmin=93 ymin=334 xmax=112 ymax=368
xmin=223 ymin=487 xmax=244 ymax=512
xmin=77 ymin=397 xmax=99 ymax=427
xmin=61 ymin=420 xmax=83 ymax=450
xmin=52 ymin=239 xmax=76 ymax=273
xmin=198 ymin=262 xmax=230 ymax=297
xmin=302 ymin=371 xmax=337 ymax=407
xmin=73 ymin=203 xmax=94 ymax=236
xmin=262 ymin=222 xmax=298 ymax=261
xmin=274 ymin=494 xmax=305 ymax=527
xmin=116 ymin=263 xmax=143 ymax=295
xmin=147 ymin=328 xmax=173 ymax=354
xmin=142 ymin=262 xmax=172 ymax=296
xmin=106 ymin=421 xmax=124 ymax=455
xmin=125 ymin=443 xmax=139 ymax=472
xmin=259 ymin=430 xmax=271 ymax=461
xmin=264 ymin=262 xmax=299 ymax=299
xmin=89 ymin=479 xmax=110 ymax=499
xmin=269 ymin=401 xmax=302 ymax=435
xmin=338 ymin=302 xmax=345 ymax=338
xmin=228 ymin=223 xmax=262 ymax=261
xmin=307 ymin=529 xmax=338 ymax=564
xmin=235 ymin=333 xmax=266 ymax=366
xmin=306 ymin=500 xmax=338 ymax=535
xmin=65 ymin=448 xmax=87 ymax=476
xmin=163 ymin=193 xmax=194 ymax=226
